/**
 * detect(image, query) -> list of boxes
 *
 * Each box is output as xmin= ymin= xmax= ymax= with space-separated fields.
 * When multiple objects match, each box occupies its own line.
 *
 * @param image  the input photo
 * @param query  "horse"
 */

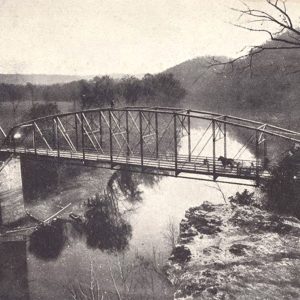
xmin=218 ymin=156 xmax=235 ymax=169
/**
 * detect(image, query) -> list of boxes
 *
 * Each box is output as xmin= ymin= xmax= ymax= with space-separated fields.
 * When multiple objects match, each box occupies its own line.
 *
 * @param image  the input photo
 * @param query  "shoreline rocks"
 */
xmin=166 ymin=201 xmax=300 ymax=299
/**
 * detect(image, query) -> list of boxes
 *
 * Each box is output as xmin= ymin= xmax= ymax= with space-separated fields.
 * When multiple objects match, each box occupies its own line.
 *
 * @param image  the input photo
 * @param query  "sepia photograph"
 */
xmin=0 ymin=0 xmax=299 ymax=299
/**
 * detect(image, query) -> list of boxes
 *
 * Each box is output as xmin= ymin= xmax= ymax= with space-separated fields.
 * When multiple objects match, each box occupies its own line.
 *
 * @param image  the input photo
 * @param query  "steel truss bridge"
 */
xmin=1 ymin=107 xmax=300 ymax=186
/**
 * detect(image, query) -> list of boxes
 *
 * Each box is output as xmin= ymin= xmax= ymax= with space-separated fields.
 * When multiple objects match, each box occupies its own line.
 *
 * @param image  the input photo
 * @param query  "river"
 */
xmin=0 ymin=127 xmax=256 ymax=300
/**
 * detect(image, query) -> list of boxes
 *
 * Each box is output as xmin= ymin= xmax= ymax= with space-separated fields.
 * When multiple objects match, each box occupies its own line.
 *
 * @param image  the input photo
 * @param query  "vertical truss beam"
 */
xmin=54 ymin=118 xmax=60 ymax=158
xmin=187 ymin=110 xmax=191 ymax=162
xmin=100 ymin=111 xmax=123 ymax=150
xmin=81 ymin=113 xmax=85 ymax=161
xmin=110 ymin=111 xmax=134 ymax=155
xmin=255 ymin=130 xmax=259 ymax=186
xmin=212 ymin=119 xmax=216 ymax=180
xmin=155 ymin=110 xmax=159 ymax=159
xmin=174 ymin=113 xmax=178 ymax=175
xmin=99 ymin=110 xmax=103 ymax=148
xmin=126 ymin=110 xmax=129 ymax=157
xmin=109 ymin=110 xmax=113 ymax=165
xmin=139 ymin=111 xmax=143 ymax=168
xmin=127 ymin=111 xmax=152 ymax=155
xmin=224 ymin=116 xmax=227 ymax=158
xmin=75 ymin=114 xmax=79 ymax=150
xmin=32 ymin=122 xmax=36 ymax=155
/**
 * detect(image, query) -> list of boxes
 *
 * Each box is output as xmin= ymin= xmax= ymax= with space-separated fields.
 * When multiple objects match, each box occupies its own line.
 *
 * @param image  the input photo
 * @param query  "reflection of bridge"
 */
xmin=1 ymin=107 xmax=300 ymax=186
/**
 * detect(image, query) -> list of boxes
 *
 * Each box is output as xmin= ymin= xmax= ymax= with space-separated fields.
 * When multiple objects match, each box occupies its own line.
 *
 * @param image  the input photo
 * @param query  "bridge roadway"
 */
xmin=0 ymin=146 xmax=267 ymax=185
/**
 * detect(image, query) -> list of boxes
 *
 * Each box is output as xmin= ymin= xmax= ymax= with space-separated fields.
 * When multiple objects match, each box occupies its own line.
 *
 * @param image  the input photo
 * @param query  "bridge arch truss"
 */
xmin=1 ymin=107 xmax=300 ymax=186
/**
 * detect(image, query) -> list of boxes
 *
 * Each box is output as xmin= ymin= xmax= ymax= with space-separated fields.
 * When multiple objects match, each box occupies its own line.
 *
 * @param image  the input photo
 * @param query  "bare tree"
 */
xmin=211 ymin=0 xmax=300 ymax=73
xmin=163 ymin=216 xmax=179 ymax=249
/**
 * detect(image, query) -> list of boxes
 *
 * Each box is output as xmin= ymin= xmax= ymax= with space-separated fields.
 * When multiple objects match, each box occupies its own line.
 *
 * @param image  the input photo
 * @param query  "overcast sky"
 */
xmin=0 ymin=0 xmax=299 ymax=75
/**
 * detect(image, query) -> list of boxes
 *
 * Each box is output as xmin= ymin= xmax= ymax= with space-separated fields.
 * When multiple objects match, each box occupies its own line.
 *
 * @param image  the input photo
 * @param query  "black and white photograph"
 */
xmin=0 ymin=0 xmax=299 ymax=299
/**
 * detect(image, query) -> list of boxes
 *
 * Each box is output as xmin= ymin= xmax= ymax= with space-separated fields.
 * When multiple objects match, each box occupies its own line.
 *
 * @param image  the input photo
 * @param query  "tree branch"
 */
xmin=206 ymin=0 xmax=300 ymax=77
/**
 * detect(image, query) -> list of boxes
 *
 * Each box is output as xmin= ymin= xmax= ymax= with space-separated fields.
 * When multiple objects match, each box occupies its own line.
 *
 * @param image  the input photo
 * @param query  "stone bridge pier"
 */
xmin=0 ymin=154 xmax=25 ymax=225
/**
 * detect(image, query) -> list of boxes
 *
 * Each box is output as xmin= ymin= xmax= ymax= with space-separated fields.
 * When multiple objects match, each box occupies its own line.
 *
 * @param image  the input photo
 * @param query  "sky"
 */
xmin=0 ymin=0 xmax=299 ymax=75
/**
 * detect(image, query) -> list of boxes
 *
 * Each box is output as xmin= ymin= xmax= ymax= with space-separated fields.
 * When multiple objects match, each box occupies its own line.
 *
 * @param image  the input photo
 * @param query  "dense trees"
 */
xmin=79 ymin=73 xmax=186 ymax=109
xmin=0 ymin=73 xmax=186 ymax=113
xmin=24 ymin=103 xmax=60 ymax=120
xmin=262 ymin=155 xmax=300 ymax=218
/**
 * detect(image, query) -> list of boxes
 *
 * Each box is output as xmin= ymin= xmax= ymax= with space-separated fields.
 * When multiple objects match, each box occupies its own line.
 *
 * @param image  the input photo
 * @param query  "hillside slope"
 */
xmin=165 ymin=45 xmax=300 ymax=128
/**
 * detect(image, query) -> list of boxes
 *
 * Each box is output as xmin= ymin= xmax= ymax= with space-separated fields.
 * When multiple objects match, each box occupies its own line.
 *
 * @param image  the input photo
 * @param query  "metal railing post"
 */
xmin=155 ymin=110 xmax=159 ymax=160
xmin=108 ymin=110 xmax=113 ymax=166
xmin=81 ymin=113 xmax=85 ymax=161
xmin=255 ymin=130 xmax=259 ymax=186
xmin=174 ymin=113 xmax=178 ymax=175
xmin=74 ymin=113 xmax=78 ymax=151
xmin=126 ymin=110 xmax=129 ymax=158
xmin=139 ymin=111 xmax=143 ymax=169
xmin=33 ymin=122 xmax=37 ymax=156
xmin=224 ymin=116 xmax=227 ymax=158
xmin=188 ymin=110 xmax=191 ymax=162
xmin=212 ymin=119 xmax=216 ymax=180
xmin=99 ymin=110 xmax=103 ymax=149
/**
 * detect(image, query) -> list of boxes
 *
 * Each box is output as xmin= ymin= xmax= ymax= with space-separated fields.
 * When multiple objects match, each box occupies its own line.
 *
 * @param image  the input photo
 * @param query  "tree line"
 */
xmin=0 ymin=73 xmax=186 ymax=116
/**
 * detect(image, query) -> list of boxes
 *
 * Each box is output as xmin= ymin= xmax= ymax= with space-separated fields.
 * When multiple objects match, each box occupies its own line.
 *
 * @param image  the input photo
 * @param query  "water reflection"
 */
xmin=29 ymin=218 xmax=66 ymax=260
xmin=29 ymin=188 xmax=135 ymax=259
xmin=107 ymin=167 xmax=163 ymax=203
xmin=84 ymin=193 xmax=132 ymax=252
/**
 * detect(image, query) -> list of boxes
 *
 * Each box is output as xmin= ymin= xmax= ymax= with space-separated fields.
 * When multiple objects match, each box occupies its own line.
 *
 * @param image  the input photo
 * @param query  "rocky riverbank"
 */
xmin=166 ymin=200 xmax=300 ymax=299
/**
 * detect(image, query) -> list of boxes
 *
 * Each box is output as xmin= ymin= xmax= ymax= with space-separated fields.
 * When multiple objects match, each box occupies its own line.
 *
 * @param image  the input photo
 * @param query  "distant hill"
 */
xmin=0 ymin=73 xmax=143 ymax=85
xmin=164 ymin=43 xmax=300 ymax=128
xmin=0 ymin=74 xmax=91 ymax=85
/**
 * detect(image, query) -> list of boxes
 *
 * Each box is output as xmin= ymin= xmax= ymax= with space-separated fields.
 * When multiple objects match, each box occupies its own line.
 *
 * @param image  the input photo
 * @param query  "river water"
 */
xmin=0 ymin=128 xmax=256 ymax=300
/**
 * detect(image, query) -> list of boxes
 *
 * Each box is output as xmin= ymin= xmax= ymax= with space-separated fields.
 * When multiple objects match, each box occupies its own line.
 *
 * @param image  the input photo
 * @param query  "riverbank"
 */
xmin=166 ymin=200 xmax=300 ymax=299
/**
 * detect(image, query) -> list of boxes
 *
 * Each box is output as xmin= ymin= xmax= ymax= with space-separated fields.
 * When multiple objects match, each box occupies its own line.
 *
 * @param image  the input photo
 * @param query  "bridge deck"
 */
xmin=0 ymin=147 xmax=270 ymax=183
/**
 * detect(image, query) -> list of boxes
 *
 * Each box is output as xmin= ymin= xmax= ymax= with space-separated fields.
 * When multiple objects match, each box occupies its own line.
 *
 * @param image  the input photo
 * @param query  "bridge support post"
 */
xmin=212 ymin=119 xmax=217 ymax=180
xmin=263 ymin=139 xmax=268 ymax=168
xmin=33 ymin=122 xmax=37 ymax=156
xmin=155 ymin=110 xmax=159 ymax=160
xmin=75 ymin=114 xmax=79 ymax=151
xmin=80 ymin=113 xmax=85 ymax=161
xmin=224 ymin=116 xmax=227 ymax=158
xmin=53 ymin=117 xmax=60 ymax=159
xmin=109 ymin=110 xmax=113 ymax=167
xmin=174 ymin=113 xmax=178 ymax=175
xmin=139 ymin=111 xmax=143 ymax=169
xmin=99 ymin=111 xmax=103 ymax=149
xmin=126 ymin=110 xmax=129 ymax=159
xmin=255 ymin=130 xmax=260 ymax=186
xmin=0 ymin=155 xmax=25 ymax=225
xmin=188 ymin=110 xmax=191 ymax=162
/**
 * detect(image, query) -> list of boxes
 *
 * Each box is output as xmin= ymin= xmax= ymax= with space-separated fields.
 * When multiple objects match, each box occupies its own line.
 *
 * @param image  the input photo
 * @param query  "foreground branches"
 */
xmin=211 ymin=0 xmax=300 ymax=73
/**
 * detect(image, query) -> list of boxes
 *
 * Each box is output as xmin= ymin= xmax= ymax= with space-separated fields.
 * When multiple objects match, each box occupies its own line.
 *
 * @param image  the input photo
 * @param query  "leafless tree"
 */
xmin=205 ymin=182 xmax=228 ymax=204
xmin=163 ymin=216 xmax=179 ymax=249
xmin=211 ymin=0 xmax=300 ymax=73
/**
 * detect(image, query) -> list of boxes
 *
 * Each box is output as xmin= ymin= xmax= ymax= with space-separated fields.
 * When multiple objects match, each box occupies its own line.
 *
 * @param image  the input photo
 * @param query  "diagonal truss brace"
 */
xmin=76 ymin=113 xmax=104 ymax=153
xmin=257 ymin=124 xmax=267 ymax=144
xmin=127 ymin=111 xmax=153 ymax=155
xmin=33 ymin=122 xmax=52 ymax=150
xmin=56 ymin=117 xmax=76 ymax=152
